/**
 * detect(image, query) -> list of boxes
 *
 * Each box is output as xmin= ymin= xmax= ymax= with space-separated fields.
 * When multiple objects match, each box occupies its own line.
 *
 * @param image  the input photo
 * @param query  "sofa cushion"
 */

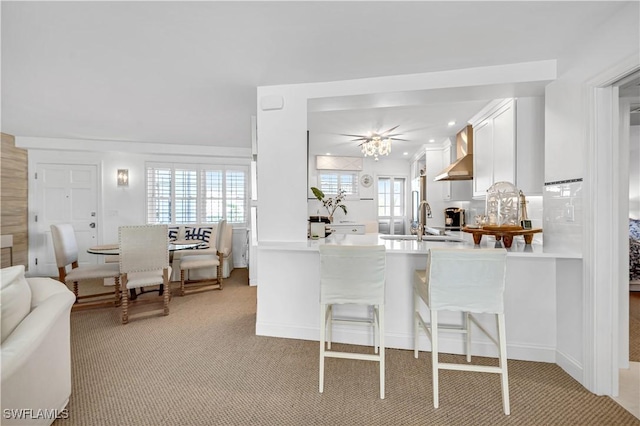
xmin=1 ymin=265 xmax=32 ymax=344
xmin=185 ymin=226 xmax=214 ymax=246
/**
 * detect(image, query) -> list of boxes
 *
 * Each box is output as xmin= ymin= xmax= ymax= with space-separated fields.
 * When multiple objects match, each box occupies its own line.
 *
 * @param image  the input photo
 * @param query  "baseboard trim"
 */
xmin=556 ymin=349 xmax=584 ymax=384
xmin=256 ymin=322 xmax=556 ymax=362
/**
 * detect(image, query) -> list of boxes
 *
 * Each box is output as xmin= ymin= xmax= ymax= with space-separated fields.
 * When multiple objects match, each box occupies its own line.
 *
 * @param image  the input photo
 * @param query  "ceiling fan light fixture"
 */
xmin=361 ymin=136 xmax=391 ymax=161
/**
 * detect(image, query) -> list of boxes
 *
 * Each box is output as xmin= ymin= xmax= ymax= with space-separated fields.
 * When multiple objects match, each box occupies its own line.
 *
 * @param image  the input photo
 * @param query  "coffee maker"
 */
xmin=444 ymin=207 xmax=465 ymax=230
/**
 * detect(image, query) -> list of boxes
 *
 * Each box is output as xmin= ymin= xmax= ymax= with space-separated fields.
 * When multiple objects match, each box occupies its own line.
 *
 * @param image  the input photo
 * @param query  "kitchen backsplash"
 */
xmin=542 ymin=179 xmax=583 ymax=253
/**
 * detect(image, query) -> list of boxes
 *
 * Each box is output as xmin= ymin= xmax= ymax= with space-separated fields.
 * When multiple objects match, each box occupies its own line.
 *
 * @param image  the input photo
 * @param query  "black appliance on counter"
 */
xmin=308 ymin=216 xmax=332 ymax=238
xmin=444 ymin=207 xmax=465 ymax=230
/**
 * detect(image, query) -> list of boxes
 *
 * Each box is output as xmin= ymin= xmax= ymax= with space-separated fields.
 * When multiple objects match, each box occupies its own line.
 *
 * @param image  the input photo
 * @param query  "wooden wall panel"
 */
xmin=1 ymin=133 xmax=28 ymax=269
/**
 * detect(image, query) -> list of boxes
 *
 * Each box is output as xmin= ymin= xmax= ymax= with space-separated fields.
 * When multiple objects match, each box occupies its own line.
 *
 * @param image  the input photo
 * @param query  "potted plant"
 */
xmin=311 ymin=187 xmax=347 ymax=223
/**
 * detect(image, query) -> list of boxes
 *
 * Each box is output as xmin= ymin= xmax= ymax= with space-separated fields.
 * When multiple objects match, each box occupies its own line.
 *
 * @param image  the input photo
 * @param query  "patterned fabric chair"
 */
xmin=169 ymin=222 xmax=233 ymax=280
xmin=178 ymin=220 xmax=226 ymax=296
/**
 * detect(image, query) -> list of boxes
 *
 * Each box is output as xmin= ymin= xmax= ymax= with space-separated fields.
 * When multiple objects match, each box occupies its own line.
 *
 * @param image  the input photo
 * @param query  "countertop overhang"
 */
xmin=258 ymin=232 xmax=581 ymax=259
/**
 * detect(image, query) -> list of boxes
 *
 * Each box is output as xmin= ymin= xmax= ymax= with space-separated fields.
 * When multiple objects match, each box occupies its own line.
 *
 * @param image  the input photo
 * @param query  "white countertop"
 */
xmin=258 ymin=232 xmax=582 ymax=259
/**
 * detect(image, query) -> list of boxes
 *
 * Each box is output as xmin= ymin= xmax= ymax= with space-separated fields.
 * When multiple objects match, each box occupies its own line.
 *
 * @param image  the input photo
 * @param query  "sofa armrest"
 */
xmin=27 ymin=277 xmax=74 ymax=309
xmin=1 ymin=287 xmax=74 ymax=381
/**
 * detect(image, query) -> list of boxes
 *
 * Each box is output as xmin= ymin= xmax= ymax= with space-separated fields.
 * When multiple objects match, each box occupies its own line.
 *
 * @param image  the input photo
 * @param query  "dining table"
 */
xmin=87 ymin=240 xmax=206 ymax=255
xmin=87 ymin=240 xmax=207 ymax=299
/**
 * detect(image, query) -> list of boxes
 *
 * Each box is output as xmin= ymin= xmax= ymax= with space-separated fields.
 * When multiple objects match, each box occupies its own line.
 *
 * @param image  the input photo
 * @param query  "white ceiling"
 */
xmin=1 ymin=1 xmax=631 ymax=155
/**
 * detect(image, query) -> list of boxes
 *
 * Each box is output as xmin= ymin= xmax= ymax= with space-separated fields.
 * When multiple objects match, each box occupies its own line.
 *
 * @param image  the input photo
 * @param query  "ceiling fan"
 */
xmin=341 ymin=125 xmax=409 ymax=160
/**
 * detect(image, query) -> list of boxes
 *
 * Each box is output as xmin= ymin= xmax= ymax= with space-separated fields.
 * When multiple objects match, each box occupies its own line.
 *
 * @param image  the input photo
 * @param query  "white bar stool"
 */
xmin=414 ymin=247 xmax=510 ymax=414
xmin=318 ymin=244 xmax=386 ymax=399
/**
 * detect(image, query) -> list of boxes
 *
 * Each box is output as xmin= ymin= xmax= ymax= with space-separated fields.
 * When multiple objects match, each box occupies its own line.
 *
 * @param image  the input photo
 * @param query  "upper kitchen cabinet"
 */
xmin=470 ymin=97 xmax=544 ymax=198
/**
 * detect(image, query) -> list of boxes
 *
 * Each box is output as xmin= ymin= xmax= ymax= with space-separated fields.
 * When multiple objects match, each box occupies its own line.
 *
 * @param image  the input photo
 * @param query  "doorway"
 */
xmin=614 ymin=71 xmax=640 ymax=417
xmin=377 ymin=176 xmax=406 ymax=235
xmin=32 ymin=163 xmax=100 ymax=277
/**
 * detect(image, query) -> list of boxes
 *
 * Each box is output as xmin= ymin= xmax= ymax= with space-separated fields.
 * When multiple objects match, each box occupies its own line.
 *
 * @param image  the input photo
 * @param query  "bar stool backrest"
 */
xmin=319 ymin=244 xmax=386 ymax=305
xmin=427 ymin=248 xmax=507 ymax=314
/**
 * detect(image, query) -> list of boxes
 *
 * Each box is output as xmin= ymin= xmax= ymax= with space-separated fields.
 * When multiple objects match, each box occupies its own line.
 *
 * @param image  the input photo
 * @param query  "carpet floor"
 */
xmin=53 ymin=269 xmax=639 ymax=425
xmin=631 ymin=291 xmax=640 ymax=363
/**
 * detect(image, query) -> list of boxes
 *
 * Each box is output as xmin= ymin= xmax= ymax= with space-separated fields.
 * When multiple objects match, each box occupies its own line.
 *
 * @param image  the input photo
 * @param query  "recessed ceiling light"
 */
xmin=429 ymin=139 xmax=435 ymax=143
xmin=447 ymin=121 xmax=456 ymax=126
xmin=403 ymin=152 xmax=408 ymax=156
xmin=325 ymin=152 xmax=331 ymax=155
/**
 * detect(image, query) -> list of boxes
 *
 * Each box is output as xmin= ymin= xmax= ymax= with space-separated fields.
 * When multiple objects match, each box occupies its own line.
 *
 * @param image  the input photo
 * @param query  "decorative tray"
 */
xmin=462 ymin=226 xmax=542 ymax=248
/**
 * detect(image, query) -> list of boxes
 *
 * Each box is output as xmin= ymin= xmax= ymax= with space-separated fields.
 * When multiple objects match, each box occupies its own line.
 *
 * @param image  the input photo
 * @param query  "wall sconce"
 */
xmin=117 ymin=169 xmax=129 ymax=186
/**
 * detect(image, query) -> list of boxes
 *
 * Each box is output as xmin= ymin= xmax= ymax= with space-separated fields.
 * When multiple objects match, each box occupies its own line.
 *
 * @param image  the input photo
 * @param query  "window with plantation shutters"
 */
xmin=318 ymin=171 xmax=359 ymax=197
xmin=146 ymin=163 xmax=247 ymax=225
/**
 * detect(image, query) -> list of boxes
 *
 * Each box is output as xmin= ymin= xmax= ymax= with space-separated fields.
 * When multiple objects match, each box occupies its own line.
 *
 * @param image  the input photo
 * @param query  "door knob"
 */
xmin=89 ymin=222 xmax=96 ymax=228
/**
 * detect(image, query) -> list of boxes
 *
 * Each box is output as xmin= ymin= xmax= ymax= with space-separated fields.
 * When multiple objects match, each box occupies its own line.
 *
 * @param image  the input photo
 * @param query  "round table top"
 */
xmin=87 ymin=240 xmax=206 ymax=255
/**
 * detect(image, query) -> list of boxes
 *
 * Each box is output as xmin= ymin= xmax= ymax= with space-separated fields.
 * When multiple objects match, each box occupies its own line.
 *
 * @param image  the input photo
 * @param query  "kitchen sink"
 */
xmin=379 ymin=234 xmax=464 ymax=242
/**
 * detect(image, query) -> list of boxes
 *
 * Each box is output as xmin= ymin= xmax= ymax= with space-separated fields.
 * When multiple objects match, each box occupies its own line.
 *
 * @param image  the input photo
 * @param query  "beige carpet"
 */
xmin=631 ymin=292 xmax=640 ymax=363
xmin=53 ymin=270 xmax=639 ymax=425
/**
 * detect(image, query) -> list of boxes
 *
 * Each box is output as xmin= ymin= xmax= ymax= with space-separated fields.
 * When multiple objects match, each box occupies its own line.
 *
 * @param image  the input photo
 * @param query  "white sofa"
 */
xmin=168 ymin=222 xmax=234 ymax=281
xmin=1 ymin=265 xmax=75 ymax=425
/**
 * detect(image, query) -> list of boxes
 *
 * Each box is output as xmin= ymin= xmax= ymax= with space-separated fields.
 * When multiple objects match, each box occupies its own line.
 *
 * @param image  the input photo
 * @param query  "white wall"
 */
xmin=630 ymin=125 xmax=640 ymax=219
xmin=543 ymin=2 xmax=640 ymax=254
xmin=541 ymin=2 xmax=640 ymax=393
xmin=545 ymin=4 xmax=639 ymax=183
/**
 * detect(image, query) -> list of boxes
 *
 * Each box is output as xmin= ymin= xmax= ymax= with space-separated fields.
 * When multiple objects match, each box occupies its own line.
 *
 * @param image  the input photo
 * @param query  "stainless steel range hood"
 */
xmin=434 ymin=124 xmax=473 ymax=181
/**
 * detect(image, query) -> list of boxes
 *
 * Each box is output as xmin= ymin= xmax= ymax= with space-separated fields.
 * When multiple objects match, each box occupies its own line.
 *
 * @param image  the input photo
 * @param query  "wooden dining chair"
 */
xmin=118 ymin=225 xmax=171 ymax=324
xmin=178 ymin=220 xmax=226 ymax=296
xmin=50 ymin=224 xmax=121 ymax=309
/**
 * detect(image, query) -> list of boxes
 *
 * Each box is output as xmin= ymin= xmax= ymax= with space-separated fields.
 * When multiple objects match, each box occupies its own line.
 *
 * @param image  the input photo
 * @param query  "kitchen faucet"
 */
xmin=417 ymin=200 xmax=432 ymax=242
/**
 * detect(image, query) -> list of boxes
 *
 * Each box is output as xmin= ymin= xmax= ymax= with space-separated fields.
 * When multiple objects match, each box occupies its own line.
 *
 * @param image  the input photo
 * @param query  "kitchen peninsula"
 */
xmin=256 ymin=232 xmax=583 ymax=379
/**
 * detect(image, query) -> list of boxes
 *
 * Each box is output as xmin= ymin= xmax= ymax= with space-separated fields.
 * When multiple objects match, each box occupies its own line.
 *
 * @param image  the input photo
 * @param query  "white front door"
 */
xmin=33 ymin=163 xmax=99 ymax=276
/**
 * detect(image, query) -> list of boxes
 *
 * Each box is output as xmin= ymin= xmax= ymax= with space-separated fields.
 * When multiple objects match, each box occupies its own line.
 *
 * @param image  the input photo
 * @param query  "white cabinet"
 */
xmin=471 ymin=98 xmax=544 ymax=198
xmin=328 ymin=223 xmax=365 ymax=234
xmin=473 ymin=117 xmax=496 ymax=197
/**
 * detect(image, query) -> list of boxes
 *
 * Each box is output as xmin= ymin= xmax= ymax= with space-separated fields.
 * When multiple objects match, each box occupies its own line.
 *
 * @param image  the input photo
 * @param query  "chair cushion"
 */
xmin=64 ymin=262 xmax=121 ymax=283
xmin=413 ymin=269 xmax=429 ymax=306
xmin=180 ymin=255 xmax=220 ymax=271
xmin=1 ymin=265 xmax=32 ymax=344
xmin=125 ymin=267 xmax=172 ymax=290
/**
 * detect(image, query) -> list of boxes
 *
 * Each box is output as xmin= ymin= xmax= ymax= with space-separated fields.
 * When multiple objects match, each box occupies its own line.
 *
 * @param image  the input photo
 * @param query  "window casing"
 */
xmin=146 ymin=163 xmax=247 ymax=225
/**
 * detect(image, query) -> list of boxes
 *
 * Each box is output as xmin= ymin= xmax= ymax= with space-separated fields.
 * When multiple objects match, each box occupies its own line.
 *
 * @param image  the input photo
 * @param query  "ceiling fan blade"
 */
xmin=380 ymin=125 xmax=400 ymax=135
xmin=340 ymin=133 xmax=368 ymax=138
xmin=389 ymin=138 xmax=410 ymax=141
